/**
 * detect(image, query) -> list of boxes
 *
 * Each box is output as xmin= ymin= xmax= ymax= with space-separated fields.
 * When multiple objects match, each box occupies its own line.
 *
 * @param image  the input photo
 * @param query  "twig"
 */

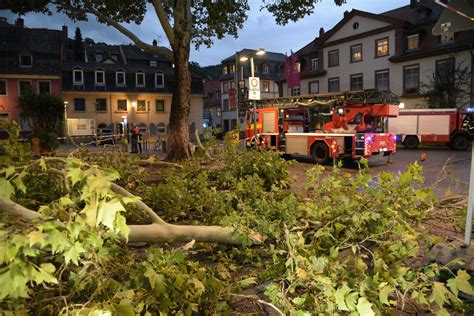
xmin=228 ymin=293 xmax=284 ymax=315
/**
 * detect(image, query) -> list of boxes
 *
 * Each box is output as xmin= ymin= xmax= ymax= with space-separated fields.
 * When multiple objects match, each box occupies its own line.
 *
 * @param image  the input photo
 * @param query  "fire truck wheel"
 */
xmin=311 ymin=143 xmax=329 ymax=164
xmin=403 ymin=136 xmax=419 ymax=149
xmin=451 ymin=135 xmax=469 ymax=151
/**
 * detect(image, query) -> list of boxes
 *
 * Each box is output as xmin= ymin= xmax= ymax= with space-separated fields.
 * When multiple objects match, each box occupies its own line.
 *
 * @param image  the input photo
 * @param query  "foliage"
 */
xmin=39 ymin=132 xmax=60 ymax=151
xmin=17 ymin=87 xmax=64 ymax=138
xmin=423 ymin=56 xmax=471 ymax=108
xmin=73 ymin=27 xmax=84 ymax=61
xmin=0 ymin=120 xmax=31 ymax=165
xmin=1 ymin=145 xmax=473 ymax=314
xmin=264 ymin=162 xmax=473 ymax=315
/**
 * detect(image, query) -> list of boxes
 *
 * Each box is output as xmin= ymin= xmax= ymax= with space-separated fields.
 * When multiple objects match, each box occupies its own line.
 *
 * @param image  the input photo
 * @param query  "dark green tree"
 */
xmin=73 ymin=27 xmax=84 ymax=61
xmin=423 ymin=55 xmax=472 ymax=109
xmin=2 ymin=0 xmax=346 ymax=160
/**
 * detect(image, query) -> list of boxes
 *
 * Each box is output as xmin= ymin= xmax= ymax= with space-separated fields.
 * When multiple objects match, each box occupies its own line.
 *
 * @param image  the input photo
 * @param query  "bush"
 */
xmin=39 ymin=132 xmax=59 ymax=151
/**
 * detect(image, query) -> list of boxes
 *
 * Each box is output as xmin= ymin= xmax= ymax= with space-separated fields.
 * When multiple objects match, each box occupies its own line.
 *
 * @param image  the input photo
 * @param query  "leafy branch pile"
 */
xmin=0 ymin=128 xmax=472 ymax=314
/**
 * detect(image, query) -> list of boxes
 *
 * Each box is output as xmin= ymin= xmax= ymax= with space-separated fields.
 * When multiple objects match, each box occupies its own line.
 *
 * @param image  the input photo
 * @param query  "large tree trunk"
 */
xmin=166 ymin=2 xmax=193 ymax=161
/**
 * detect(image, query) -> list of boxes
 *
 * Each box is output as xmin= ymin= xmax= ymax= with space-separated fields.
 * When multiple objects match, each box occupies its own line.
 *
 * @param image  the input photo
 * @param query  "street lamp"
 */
xmin=239 ymin=48 xmax=266 ymax=140
xmin=63 ymin=101 xmax=68 ymax=149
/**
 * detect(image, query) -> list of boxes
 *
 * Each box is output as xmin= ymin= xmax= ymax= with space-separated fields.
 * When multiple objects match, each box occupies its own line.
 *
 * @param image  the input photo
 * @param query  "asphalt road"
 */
xmin=289 ymin=146 xmax=472 ymax=197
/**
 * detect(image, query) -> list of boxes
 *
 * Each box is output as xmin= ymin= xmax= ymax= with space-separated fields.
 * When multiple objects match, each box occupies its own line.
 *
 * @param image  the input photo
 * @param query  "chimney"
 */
xmin=15 ymin=18 xmax=24 ymax=28
xmin=343 ymin=10 xmax=349 ymax=18
xmin=410 ymin=0 xmax=420 ymax=9
xmin=61 ymin=25 xmax=68 ymax=63
xmin=152 ymin=39 xmax=157 ymax=46
xmin=319 ymin=27 xmax=325 ymax=37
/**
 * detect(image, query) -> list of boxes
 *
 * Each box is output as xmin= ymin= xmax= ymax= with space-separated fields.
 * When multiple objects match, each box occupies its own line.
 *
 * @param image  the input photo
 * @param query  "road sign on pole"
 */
xmin=249 ymin=77 xmax=260 ymax=91
xmin=249 ymin=90 xmax=260 ymax=100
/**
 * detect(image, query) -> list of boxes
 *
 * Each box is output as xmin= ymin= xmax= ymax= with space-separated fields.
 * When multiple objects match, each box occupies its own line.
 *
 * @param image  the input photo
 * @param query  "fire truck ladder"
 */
xmin=249 ymin=89 xmax=400 ymax=109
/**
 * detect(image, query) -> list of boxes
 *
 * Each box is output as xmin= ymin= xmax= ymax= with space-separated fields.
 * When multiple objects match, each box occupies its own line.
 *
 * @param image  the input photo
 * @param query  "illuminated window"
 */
xmin=350 ymin=44 xmax=362 ymax=62
xmin=375 ymin=38 xmax=389 ymax=57
xmin=407 ymin=34 xmax=419 ymax=50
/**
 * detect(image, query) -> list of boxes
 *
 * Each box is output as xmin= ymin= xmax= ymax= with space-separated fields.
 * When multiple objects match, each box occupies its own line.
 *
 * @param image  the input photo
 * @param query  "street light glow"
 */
xmin=256 ymin=48 xmax=266 ymax=55
xmin=240 ymin=56 xmax=249 ymax=62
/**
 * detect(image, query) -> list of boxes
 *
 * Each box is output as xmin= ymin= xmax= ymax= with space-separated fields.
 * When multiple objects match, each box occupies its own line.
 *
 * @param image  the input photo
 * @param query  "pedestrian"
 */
xmin=131 ymin=124 xmax=139 ymax=153
xmin=137 ymin=129 xmax=143 ymax=154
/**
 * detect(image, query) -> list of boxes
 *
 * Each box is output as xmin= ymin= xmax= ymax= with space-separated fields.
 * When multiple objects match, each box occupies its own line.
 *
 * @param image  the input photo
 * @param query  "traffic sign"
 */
xmin=249 ymin=90 xmax=260 ymax=100
xmin=249 ymin=77 xmax=260 ymax=92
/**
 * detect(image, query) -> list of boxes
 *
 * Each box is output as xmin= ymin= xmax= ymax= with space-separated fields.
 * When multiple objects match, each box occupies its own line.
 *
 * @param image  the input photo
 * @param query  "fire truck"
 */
xmin=387 ymin=108 xmax=474 ymax=150
xmin=244 ymin=90 xmax=400 ymax=164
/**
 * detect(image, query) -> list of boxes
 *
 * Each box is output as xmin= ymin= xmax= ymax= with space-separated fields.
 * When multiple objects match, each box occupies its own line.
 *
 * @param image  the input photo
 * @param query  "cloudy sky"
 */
xmin=1 ymin=0 xmax=409 ymax=66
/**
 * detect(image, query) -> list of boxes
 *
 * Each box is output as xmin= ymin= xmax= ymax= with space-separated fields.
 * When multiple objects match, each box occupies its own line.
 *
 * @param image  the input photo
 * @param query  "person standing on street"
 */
xmin=131 ymin=124 xmax=139 ymax=153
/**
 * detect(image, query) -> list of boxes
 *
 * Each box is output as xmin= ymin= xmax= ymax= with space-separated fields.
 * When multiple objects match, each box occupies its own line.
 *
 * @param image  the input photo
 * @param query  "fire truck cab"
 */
xmin=244 ymin=90 xmax=400 ymax=164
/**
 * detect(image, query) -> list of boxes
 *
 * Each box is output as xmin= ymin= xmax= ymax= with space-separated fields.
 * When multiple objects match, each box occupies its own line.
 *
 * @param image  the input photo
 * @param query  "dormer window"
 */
xmin=440 ymin=32 xmax=454 ymax=44
xmin=73 ymin=69 xmax=84 ymax=84
xmin=311 ymin=58 xmax=319 ymax=71
xmin=150 ymin=60 xmax=157 ymax=67
xmin=231 ymin=64 xmax=236 ymax=73
xmin=155 ymin=73 xmax=164 ymax=88
xmin=19 ymin=55 xmax=32 ymax=67
xmin=95 ymin=70 xmax=105 ymax=86
xmin=116 ymin=71 xmax=126 ymax=86
xmin=223 ymin=66 xmax=228 ymax=75
xmin=407 ymin=34 xmax=419 ymax=51
xmin=262 ymin=63 xmax=269 ymax=74
xmin=95 ymin=53 xmax=103 ymax=62
xmin=136 ymin=72 xmax=145 ymax=87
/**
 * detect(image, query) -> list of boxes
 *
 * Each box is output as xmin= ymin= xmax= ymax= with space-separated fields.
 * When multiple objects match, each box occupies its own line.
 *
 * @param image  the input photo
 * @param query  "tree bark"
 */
xmin=166 ymin=1 xmax=194 ymax=161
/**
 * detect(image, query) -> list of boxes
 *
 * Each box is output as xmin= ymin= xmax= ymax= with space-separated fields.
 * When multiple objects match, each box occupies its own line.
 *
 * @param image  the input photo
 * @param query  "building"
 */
xmin=283 ymin=0 xmax=474 ymax=109
xmin=62 ymin=41 xmax=204 ymax=139
xmin=201 ymin=65 xmax=222 ymax=129
xmin=220 ymin=49 xmax=285 ymax=132
xmin=0 ymin=18 xmax=66 ymax=124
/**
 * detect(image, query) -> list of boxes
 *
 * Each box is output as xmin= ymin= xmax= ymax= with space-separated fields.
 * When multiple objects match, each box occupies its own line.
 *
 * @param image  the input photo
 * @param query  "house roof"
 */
xmin=382 ymin=0 xmax=443 ymax=25
xmin=0 ymin=25 xmax=62 ymax=53
xmin=121 ymin=44 xmax=170 ymax=62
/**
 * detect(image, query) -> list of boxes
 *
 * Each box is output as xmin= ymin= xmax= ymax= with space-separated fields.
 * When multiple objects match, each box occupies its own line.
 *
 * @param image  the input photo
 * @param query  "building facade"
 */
xmin=62 ymin=42 xmax=204 ymax=139
xmin=283 ymin=0 xmax=474 ymax=109
xmin=220 ymin=49 xmax=285 ymax=132
xmin=0 ymin=18 xmax=66 ymax=124
xmin=201 ymin=65 xmax=222 ymax=129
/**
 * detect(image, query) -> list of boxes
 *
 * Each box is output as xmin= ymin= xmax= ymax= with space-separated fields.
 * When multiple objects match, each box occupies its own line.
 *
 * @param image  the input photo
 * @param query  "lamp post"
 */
xmin=240 ymin=48 xmax=266 ymax=140
xmin=63 ymin=101 xmax=68 ymax=149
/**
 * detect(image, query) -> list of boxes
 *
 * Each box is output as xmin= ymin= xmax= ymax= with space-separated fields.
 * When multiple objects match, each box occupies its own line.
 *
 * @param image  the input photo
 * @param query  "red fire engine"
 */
xmin=387 ymin=108 xmax=474 ymax=150
xmin=244 ymin=90 xmax=400 ymax=164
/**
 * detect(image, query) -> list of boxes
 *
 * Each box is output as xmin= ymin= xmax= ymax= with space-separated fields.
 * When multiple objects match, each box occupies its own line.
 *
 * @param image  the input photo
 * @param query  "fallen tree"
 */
xmin=0 ymin=158 xmax=249 ymax=245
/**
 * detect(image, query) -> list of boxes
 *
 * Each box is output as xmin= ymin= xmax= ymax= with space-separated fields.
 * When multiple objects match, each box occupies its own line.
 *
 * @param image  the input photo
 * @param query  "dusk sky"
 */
xmin=1 ymin=0 xmax=409 ymax=66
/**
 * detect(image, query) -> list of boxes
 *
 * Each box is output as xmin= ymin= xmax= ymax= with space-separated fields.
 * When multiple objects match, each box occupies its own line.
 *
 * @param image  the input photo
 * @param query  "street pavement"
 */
xmin=290 ymin=146 xmax=472 ymax=197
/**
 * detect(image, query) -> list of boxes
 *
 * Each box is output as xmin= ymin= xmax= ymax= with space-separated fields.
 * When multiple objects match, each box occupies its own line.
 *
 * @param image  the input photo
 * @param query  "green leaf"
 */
xmin=447 ymin=270 xmax=474 ymax=296
xmin=144 ymin=268 xmax=165 ymax=293
xmin=0 ymin=179 xmax=14 ymax=199
xmin=356 ymin=297 xmax=375 ymax=316
xmin=63 ymin=242 xmax=85 ymax=265
xmin=2 ymin=166 xmax=16 ymax=178
xmin=430 ymin=282 xmax=450 ymax=307
xmin=379 ymin=284 xmax=393 ymax=305
xmin=334 ymin=284 xmax=351 ymax=311
xmin=97 ymin=198 xmax=124 ymax=231
xmin=238 ymin=277 xmax=257 ymax=289
xmin=39 ymin=157 xmax=47 ymax=171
